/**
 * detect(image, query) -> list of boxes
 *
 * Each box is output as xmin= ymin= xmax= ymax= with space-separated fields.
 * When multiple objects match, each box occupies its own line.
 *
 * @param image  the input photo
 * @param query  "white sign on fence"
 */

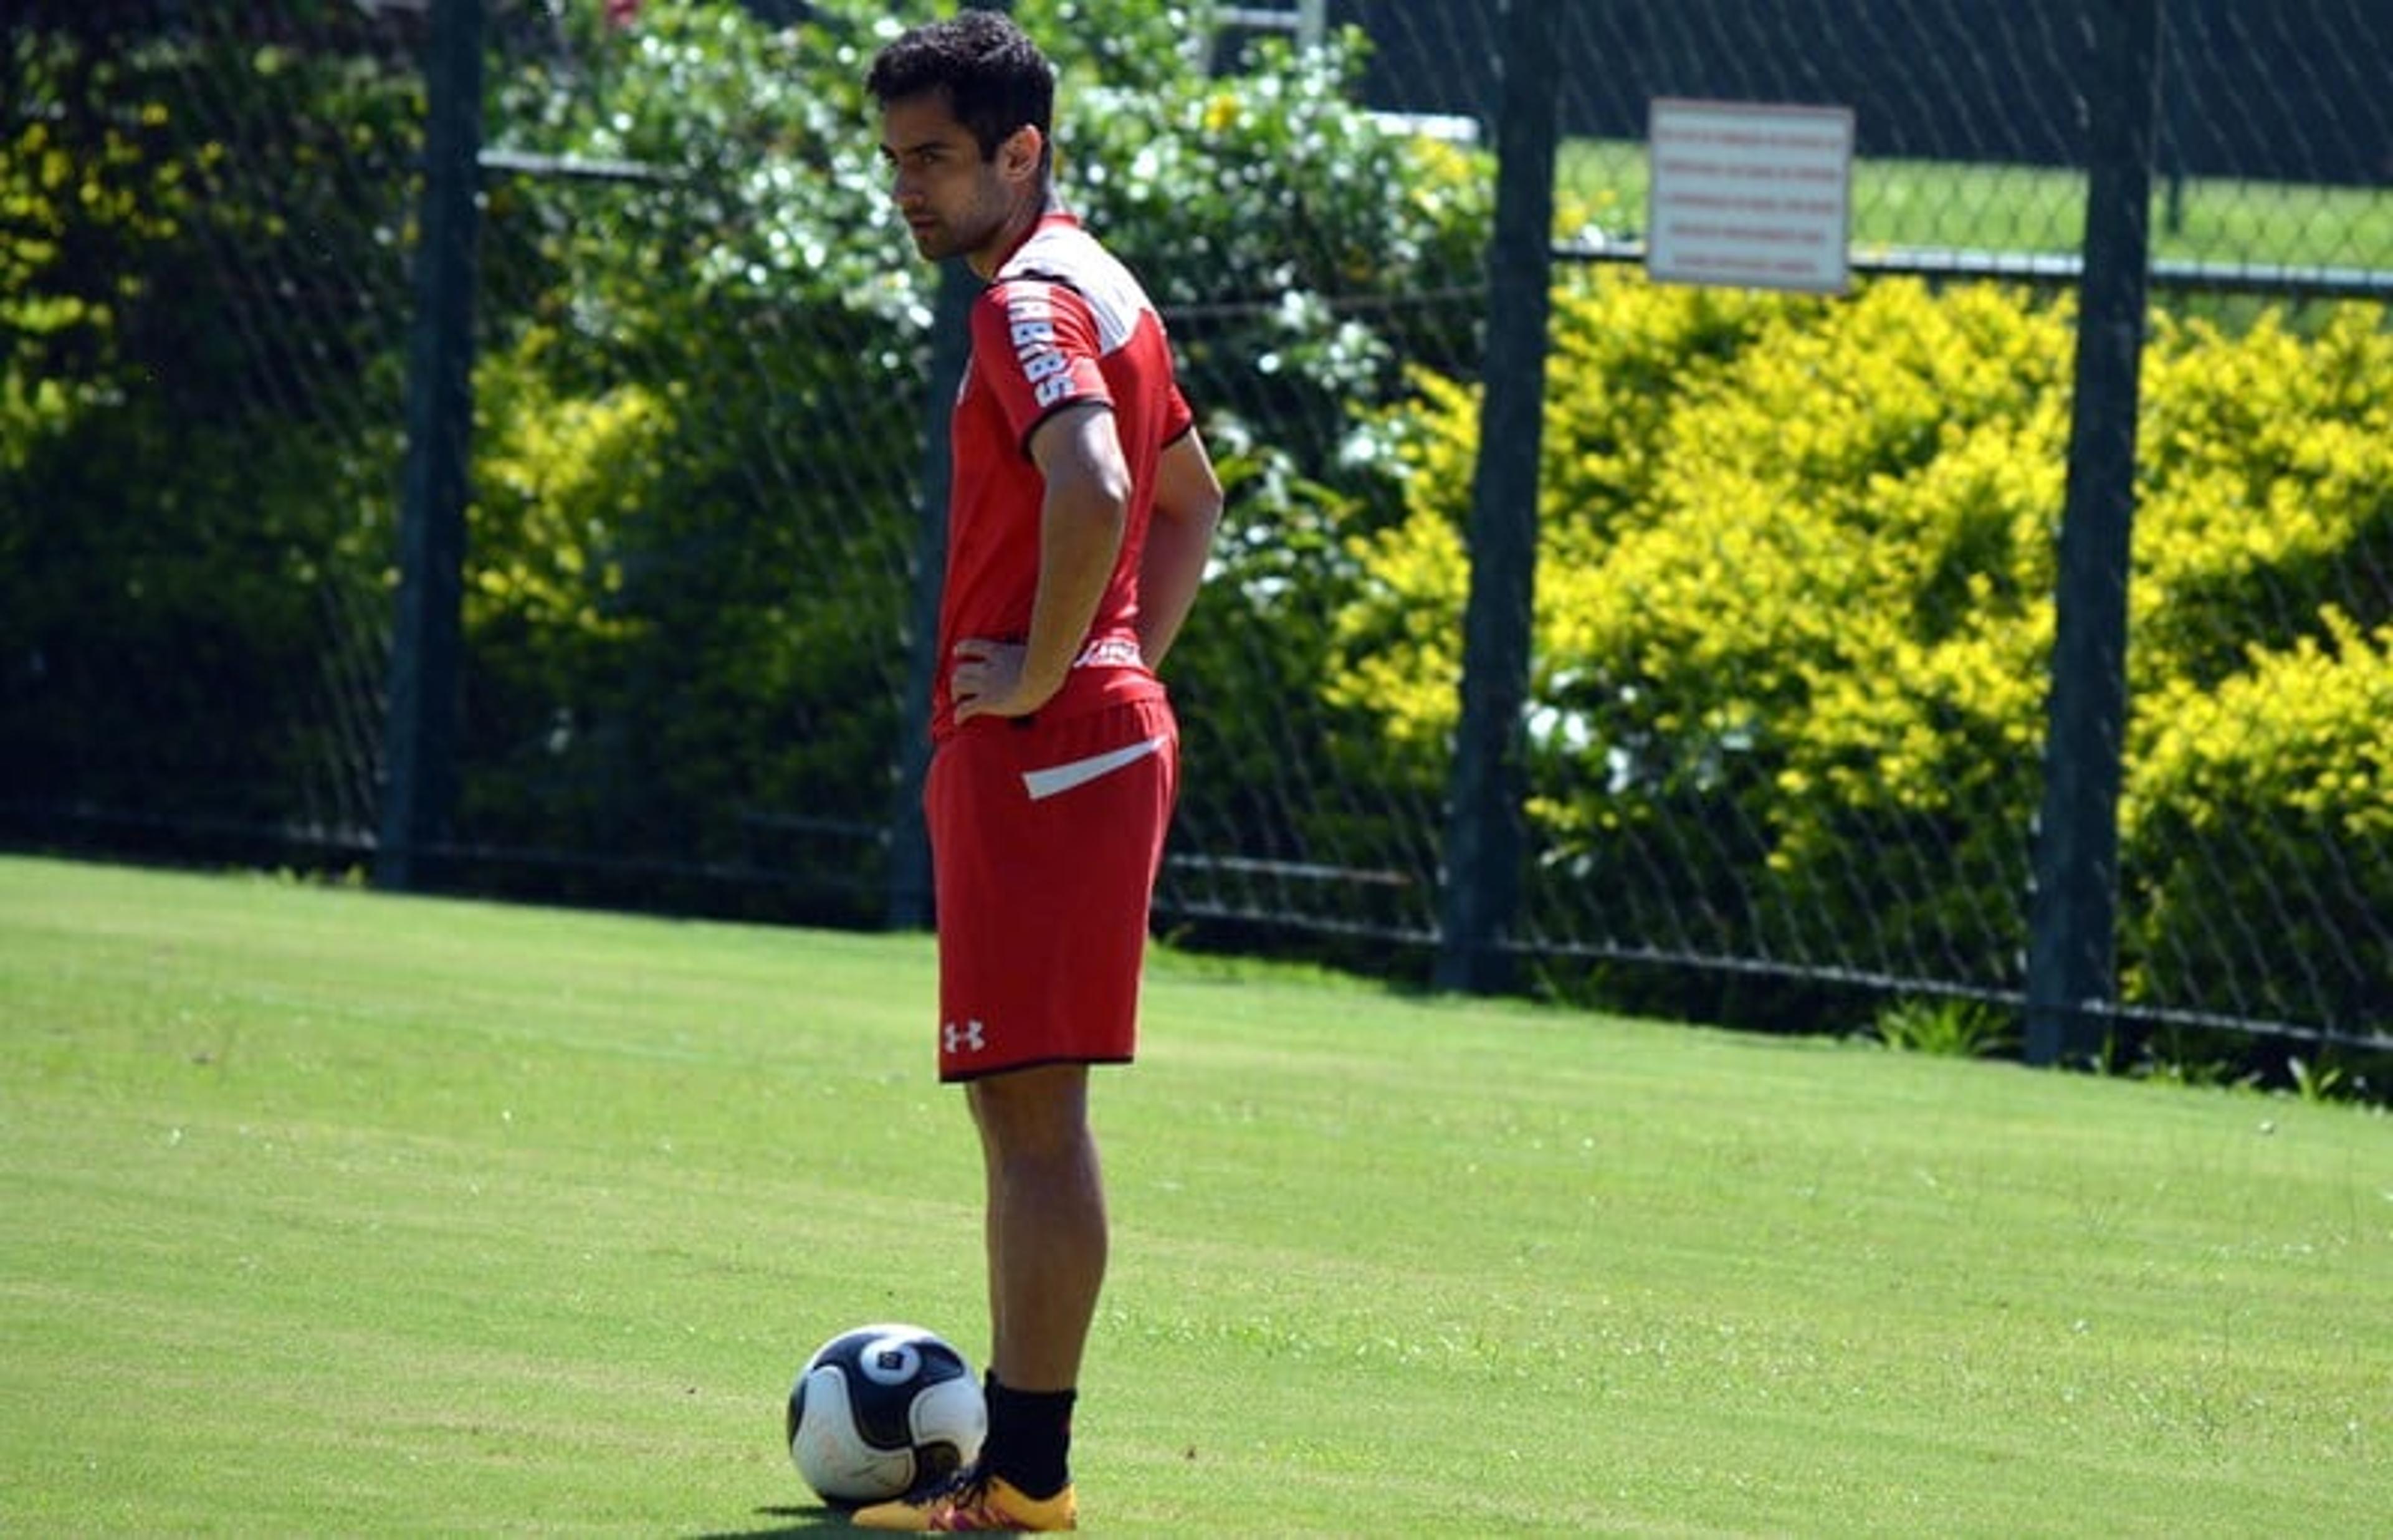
xmin=1647 ymin=98 xmax=1855 ymax=293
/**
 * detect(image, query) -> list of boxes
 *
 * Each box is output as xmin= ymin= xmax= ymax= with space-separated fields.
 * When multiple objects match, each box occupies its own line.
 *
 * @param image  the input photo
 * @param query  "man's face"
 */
xmin=878 ymin=92 xmax=1019 ymax=266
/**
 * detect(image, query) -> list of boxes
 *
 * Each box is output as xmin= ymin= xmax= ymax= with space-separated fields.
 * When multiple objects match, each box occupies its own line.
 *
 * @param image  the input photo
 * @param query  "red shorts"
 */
xmin=924 ymin=696 xmax=1178 ymax=1081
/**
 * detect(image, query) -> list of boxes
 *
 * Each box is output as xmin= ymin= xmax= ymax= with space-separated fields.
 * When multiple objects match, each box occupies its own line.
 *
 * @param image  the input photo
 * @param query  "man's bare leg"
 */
xmin=968 ymin=1063 xmax=1106 ymax=1392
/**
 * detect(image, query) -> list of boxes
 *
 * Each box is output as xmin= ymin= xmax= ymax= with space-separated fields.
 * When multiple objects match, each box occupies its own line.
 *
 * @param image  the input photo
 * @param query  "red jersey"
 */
xmin=931 ymin=212 xmax=1194 ymax=741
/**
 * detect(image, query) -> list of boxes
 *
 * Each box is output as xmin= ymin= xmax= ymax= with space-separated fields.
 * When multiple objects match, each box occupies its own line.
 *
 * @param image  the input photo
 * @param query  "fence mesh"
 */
xmin=5 ymin=0 xmax=2388 ymax=1055
xmin=456 ymin=7 xmax=932 ymax=919
xmin=1517 ymin=2 xmax=2391 ymax=1042
xmin=4 ymin=1 xmax=417 ymax=858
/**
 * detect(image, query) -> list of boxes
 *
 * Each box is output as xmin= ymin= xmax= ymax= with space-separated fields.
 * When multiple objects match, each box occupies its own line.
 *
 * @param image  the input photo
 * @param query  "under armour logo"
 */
xmin=943 ymin=1019 xmax=986 ymax=1055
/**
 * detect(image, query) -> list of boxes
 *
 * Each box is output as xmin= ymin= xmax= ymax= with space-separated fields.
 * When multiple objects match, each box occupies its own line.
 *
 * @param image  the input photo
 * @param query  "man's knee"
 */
xmin=969 ymin=1065 xmax=1092 ymax=1162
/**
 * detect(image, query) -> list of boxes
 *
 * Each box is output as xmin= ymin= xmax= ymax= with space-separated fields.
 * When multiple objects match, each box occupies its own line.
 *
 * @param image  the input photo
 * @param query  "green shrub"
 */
xmin=1031 ymin=8 xmax=1496 ymax=911
xmin=1336 ymin=268 xmax=2391 ymax=1037
xmin=2126 ymin=608 xmax=2393 ymax=1029
xmin=454 ymin=0 xmax=1495 ymax=914
xmin=2116 ymin=303 xmax=2393 ymax=1033
xmin=2131 ymin=305 xmax=2393 ymax=675
xmin=1 ymin=6 xmax=418 ymax=835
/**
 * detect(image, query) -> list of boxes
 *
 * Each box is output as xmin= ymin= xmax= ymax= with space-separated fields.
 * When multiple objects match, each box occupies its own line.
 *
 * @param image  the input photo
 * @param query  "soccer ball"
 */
xmin=785 ymin=1323 xmax=986 ymax=1505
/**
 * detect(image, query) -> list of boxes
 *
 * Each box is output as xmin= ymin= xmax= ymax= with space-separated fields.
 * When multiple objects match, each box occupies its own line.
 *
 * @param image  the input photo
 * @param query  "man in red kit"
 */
xmin=854 ymin=12 xmax=1223 ymax=1534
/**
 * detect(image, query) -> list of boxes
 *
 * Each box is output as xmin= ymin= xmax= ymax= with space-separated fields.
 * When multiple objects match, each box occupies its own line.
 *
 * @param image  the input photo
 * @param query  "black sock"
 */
xmin=982 ymin=1374 xmax=1077 ymax=1500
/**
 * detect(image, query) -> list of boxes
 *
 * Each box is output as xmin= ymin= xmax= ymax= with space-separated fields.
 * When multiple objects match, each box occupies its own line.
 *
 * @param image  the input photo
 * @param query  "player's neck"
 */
xmin=967 ymin=190 xmax=1065 ymax=280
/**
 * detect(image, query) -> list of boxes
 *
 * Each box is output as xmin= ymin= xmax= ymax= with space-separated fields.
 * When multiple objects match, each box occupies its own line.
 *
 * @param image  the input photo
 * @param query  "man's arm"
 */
xmin=950 ymin=402 xmax=1128 ymax=724
xmin=1135 ymin=428 xmax=1223 ymax=671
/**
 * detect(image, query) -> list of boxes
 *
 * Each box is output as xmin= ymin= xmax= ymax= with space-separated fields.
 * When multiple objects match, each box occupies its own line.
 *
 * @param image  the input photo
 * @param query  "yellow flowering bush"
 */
xmin=2125 ymin=610 xmax=2393 ymax=1023
xmin=1332 ymin=269 xmax=2391 ymax=1031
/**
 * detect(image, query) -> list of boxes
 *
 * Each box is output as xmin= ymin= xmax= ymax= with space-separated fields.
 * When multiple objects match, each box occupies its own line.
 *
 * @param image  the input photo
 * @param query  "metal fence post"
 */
xmin=1434 ymin=0 xmax=1560 ymax=993
xmin=2026 ymin=0 xmax=2164 ymax=1066
xmin=378 ymin=0 xmax=484 ymax=891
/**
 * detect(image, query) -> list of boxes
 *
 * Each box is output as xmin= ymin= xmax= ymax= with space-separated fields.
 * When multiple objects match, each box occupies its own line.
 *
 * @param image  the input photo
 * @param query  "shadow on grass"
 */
xmin=690 ymin=1502 xmax=853 ymax=1537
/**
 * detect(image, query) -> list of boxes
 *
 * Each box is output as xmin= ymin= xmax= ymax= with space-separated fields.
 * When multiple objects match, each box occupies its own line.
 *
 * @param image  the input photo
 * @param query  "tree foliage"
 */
xmin=1 ymin=4 xmax=419 ymax=829
xmin=446 ymin=0 xmax=1495 ymax=910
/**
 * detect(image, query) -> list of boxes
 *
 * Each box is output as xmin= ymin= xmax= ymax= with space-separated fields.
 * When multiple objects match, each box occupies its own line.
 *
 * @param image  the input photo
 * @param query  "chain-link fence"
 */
xmin=6 ymin=0 xmax=2388 ymax=1067
xmin=1495 ymin=1 xmax=2391 ymax=1055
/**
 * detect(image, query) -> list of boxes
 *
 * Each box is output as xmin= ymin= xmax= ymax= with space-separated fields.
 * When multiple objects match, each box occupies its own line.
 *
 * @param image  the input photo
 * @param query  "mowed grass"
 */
xmin=2 ymin=855 xmax=2386 ymax=1536
xmin=1558 ymin=139 xmax=2393 ymax=270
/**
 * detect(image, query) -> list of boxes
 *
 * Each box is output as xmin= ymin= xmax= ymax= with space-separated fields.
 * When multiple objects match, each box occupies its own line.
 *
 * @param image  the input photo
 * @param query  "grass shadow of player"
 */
xmin=688 ymin=1502 xmax=854 ymax=1537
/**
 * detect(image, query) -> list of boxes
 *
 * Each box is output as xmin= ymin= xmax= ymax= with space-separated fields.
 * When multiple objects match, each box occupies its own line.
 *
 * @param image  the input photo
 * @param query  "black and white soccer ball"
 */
xmin=785 ymin=1323 xmax=987 ymax=1505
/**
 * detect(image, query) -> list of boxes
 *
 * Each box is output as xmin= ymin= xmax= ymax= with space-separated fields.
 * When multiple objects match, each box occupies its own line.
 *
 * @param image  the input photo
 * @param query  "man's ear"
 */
xmin=1000 ymin=124 xmax=1045 ymax=183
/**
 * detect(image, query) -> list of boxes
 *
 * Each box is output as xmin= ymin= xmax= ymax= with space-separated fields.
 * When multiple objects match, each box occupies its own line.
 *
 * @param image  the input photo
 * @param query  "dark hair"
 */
xmin=865 ymin=11 xmax=1056 ymax=169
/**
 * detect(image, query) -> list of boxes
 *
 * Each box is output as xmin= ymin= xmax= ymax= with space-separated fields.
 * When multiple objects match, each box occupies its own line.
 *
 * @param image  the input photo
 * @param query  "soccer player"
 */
xmin=854 ymin=12 xmax=1223 ymax=1534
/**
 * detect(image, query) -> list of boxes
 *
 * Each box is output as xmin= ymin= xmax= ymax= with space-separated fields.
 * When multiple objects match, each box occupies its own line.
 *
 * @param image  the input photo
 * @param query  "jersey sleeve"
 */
xmin=969 ymin=278 xmax=1114 ymax=454
xmin=1161 ymin=379 xmax=1194 ymax=445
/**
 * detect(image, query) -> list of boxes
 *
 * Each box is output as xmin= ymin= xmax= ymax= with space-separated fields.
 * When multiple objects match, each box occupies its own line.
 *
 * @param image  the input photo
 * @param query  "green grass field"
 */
xmin=1557 ymin=141 xmax=2393 ymax=272
xmin=4 ymin=855 xmax=2386 ymax=1535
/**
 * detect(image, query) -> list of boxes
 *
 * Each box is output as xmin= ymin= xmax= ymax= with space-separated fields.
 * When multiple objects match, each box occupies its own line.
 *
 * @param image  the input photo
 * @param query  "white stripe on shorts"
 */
xmin=1021 ymin=734 xmax=1170 ymax=802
